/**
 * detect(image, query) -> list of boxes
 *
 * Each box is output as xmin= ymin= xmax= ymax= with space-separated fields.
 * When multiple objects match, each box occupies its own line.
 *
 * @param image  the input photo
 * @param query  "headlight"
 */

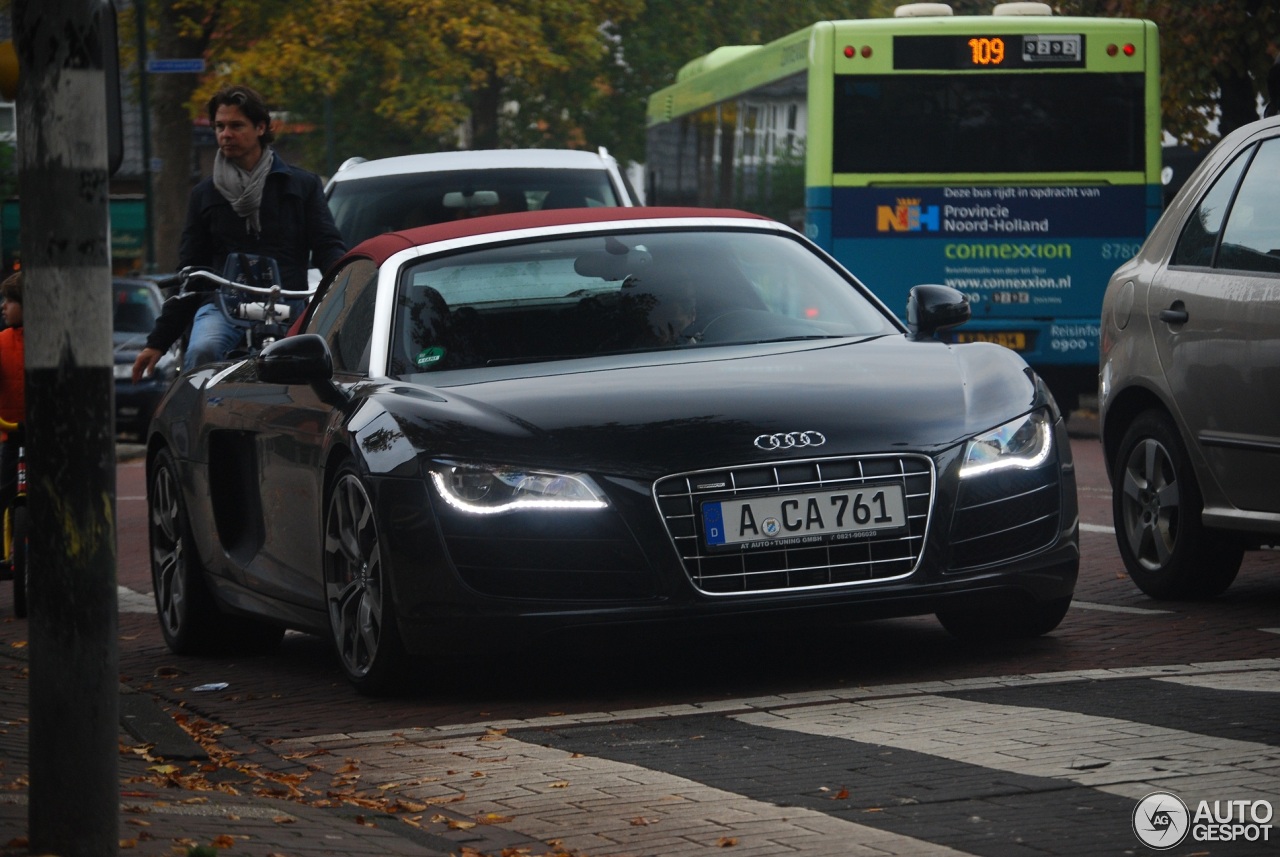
xmin=959 ymin=409 xmax=1053 ymax=479
xmin=429 ymin=463 xmax=608 ymax=514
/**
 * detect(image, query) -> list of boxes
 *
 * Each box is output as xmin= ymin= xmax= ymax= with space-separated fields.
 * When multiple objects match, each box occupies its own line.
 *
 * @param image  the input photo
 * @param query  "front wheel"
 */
xmin=937 ymin=596 xmax=1071 ymax=641
xmin=1112 ymin=411 xmax=1242 ymax=599
xmin=324 ymin=462 xmax=409 ymax=695
xmin=11 ymin=507 xmax=28 ymax=618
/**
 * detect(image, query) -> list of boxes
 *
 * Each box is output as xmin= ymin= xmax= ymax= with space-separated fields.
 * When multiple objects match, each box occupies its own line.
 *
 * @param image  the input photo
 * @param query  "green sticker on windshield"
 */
xmin=415 ymin=346 xmax=446 ymax=369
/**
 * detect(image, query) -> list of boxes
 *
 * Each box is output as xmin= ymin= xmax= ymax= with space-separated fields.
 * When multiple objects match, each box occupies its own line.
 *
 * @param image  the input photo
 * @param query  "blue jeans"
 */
xmin=183 ymin=301 xmax=244 ymax=371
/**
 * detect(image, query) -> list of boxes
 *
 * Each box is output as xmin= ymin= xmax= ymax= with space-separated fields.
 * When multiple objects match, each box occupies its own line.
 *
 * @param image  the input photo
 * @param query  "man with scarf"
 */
xmin=132 ymin=84 xmax=346 ymax=382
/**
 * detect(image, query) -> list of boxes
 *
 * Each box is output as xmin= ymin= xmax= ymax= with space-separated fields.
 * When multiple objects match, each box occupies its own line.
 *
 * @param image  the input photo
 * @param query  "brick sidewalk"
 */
xmin=0 ymin=635 xmax=500 ymax=857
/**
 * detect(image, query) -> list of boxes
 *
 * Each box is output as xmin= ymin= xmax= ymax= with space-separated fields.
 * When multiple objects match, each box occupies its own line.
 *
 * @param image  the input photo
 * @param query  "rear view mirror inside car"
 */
xmin=442 ymin=190 xmax=500 ymax=210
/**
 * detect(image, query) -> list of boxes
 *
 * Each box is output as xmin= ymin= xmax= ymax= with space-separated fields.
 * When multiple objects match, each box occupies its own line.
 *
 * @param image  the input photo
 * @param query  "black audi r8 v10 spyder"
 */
xmin=145 ymin=207 xmax=1078 ymax=694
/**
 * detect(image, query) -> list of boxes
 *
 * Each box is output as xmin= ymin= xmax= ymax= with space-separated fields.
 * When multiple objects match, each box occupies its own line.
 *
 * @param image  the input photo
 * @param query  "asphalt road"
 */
xmin=97 ymin=429 xmax=1280 ymax=855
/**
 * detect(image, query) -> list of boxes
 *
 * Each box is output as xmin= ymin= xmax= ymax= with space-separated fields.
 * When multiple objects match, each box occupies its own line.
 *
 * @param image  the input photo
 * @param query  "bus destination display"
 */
xmin=894 ymin=34 xmax=1084 ymax=70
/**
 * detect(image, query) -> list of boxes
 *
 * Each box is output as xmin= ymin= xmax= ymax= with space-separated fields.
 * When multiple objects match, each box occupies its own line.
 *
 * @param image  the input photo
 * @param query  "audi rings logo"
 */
xmin=754 ymin=431 xmax=827 ymax=451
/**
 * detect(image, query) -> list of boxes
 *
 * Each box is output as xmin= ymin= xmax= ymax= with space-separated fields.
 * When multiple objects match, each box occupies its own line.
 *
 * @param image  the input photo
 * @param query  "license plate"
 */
xmin=702 ymin=483 xmax=907 ymax=549
xmin=955 ymin=331 xmax=1028 ymax=350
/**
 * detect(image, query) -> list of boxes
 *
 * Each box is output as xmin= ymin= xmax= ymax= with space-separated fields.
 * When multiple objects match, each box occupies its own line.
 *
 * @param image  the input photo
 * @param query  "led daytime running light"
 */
xmin=430 ymin=469 xmax=607 ymax=515
xmin=959 ymin=412 xmax=1052 ymax=479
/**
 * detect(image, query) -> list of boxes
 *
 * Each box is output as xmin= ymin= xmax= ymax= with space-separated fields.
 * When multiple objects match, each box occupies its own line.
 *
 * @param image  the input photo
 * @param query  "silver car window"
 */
xmin=1171 ymin=146 xmax=1251 ymax=268
xmin=1217 ymin=138 xmax=1280 ymax=274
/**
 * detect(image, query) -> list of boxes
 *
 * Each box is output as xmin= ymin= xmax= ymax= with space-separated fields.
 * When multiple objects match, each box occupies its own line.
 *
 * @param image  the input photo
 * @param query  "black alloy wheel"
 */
xmin=324 ymin=461 xmax=408 ymax=694
xmin=150 ymin=447 xmax=283 ymax=654
xmin=937 ymin=596 xmax=1072 ymax=641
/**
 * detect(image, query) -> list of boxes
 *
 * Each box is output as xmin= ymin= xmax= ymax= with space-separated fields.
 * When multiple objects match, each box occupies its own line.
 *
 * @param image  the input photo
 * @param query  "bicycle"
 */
xmin=162 ymin=253 xmax=315 ymax=359
xmin=0 ymin=417 xmax=27 ymax=618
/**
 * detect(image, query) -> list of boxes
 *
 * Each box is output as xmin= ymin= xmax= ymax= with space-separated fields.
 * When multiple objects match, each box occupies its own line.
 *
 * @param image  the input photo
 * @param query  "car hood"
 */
xmin=370 ymin=337 xmax=1042 ymax=475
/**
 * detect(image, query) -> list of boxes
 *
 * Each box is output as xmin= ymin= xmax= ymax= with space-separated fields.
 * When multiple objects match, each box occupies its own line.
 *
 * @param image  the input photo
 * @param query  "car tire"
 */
xmin=1112 ymin=410 xmax=1243 ymax=599
xmin=12 ymin=507 xmax=28 ymax=619
xmin=936 ymin=596 xmax=1071 ymax=641
xmin=150 ymin=447 xmax=284 ymax=654
xmin=324 ymin=461 xmax=409 ymax=695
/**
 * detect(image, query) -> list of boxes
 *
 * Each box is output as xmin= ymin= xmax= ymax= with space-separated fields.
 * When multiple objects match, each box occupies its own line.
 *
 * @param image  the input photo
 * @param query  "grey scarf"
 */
xmin=213 ymin=146 xmax=274 ymax=236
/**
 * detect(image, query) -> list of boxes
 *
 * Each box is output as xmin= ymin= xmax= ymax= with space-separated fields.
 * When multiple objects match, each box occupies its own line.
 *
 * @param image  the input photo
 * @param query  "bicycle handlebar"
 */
xmin=178 ymin=267 xmax=314 ymax=301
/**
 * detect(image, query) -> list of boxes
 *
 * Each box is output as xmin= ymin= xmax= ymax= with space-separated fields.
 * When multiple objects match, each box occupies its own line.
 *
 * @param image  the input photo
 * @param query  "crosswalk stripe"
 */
xmin=734 ymin=690 xmax=1280 ymax=804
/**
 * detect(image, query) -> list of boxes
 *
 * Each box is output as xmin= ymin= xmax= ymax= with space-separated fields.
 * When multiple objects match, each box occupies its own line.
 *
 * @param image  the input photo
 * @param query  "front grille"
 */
xmin=654 ymin=455 xmax=934 ymax=595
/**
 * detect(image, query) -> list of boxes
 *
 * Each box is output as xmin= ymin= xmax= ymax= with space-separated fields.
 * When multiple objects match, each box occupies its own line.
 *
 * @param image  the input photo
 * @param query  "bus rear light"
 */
xmin=1107 ymin=43 xmax=1137 ymax=57
xmin=1123 ymin=43 xmax=1136 ymax=56
xmin=843 ymin=45 xmax=873 ymax=59
xmin=863 ymin=45 xmax=873 ymax=58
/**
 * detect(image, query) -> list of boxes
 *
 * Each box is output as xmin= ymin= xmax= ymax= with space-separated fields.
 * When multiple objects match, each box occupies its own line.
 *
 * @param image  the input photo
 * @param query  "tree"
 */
xmin=1058 ymin=0 xmax=1280 ymax=146
xmin=211 ymin=0 xmax=643 ymax=160
xmin=120 ymin=1 xmax=306 ymax=272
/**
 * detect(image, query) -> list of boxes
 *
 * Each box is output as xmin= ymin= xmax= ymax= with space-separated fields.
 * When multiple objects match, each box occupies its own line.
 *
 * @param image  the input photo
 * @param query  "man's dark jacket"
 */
xmin=145 ymin=154 xmax=346 ymax=353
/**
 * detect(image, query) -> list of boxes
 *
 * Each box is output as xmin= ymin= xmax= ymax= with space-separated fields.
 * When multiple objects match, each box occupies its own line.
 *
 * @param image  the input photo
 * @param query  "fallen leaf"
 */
xmin=717 ymin=836 xmax=738 ymax=847
xmin=549 ymin=781 xmax=570 ymax=789
xmin=211 ymin=834 xmax=236 ymax=847
xmin=271 ymin=816 xmax=295 ymax=824
xmin=9 ymin=641 xmax=26 ymax=649
xmin=477 ymin=812 xmax=513 ymax=824
xmin=834 ymin=787 xmax=850 ymax=800
xmin=629 ymin=816 xmax=659 ymax=826
xmin=448 ymin=819 xmax=477 ymax=830
xmin=118 ymin=838 xmax=137 ymax=848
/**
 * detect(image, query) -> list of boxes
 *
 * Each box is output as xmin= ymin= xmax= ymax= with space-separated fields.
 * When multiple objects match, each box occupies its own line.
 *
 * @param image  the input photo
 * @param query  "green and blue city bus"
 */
xmin=645 ymin=2 xmax=1161 ymax=410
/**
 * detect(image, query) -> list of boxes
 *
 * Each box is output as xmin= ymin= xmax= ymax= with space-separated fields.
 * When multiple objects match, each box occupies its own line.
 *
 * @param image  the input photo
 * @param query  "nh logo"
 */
xmin=876 ymin=198 xmax=939 ymax=232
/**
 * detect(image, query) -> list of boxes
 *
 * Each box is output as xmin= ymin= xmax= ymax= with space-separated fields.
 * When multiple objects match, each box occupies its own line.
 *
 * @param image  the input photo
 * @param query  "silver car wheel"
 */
xmin=1118 ymin=436 xmax=1179 ymax=572
xmin=1111 ymin=410 xmax=1242 ymax=599
xmin=325 ymin=470 xmax=384 ymax=679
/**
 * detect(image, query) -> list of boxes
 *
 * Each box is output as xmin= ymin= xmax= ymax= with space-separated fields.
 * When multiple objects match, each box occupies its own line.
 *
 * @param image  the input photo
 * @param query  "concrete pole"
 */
xmin=13 ymin=0 xmax=120 ymax=853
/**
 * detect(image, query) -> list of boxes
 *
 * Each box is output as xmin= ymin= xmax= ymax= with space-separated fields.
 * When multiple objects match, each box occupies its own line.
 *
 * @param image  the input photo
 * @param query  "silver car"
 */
xmin=1099 ymin=115 xmax=1280 ymax=599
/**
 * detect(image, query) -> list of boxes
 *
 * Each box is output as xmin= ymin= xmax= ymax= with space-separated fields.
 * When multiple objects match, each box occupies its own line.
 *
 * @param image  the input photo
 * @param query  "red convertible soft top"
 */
xmin=343 ymin=207 xmax=773 ymax=268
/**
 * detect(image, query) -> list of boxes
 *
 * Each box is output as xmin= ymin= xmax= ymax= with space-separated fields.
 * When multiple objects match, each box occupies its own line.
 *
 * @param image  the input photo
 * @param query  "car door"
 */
xmin=1158 ymin=134 xmax=1280 ymax=515
xmin=232 ymin=259 xmax=381 ymax=608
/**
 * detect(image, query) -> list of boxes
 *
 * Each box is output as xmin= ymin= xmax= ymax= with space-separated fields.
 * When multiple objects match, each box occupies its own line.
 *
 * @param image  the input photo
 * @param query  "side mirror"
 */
xmin=256 ymin=334 xmax=333 ymax=384
xmin=906 ymin=285 xmax=970 ymax=341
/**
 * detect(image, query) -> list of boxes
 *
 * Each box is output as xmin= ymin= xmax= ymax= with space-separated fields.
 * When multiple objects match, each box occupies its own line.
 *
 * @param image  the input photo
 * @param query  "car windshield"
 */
xmin=390 ymin=228 xmax=899 ymax=377
xmin=329 ymin=167 xmax=622 ymax=246
xmin=113 ymin=284 xmax=160 ymax=334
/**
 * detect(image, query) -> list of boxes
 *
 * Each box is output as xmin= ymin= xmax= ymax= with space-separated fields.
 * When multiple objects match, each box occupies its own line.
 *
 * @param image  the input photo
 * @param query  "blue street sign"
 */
xmin=146 ymin=58 xmax=206 ymax=74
